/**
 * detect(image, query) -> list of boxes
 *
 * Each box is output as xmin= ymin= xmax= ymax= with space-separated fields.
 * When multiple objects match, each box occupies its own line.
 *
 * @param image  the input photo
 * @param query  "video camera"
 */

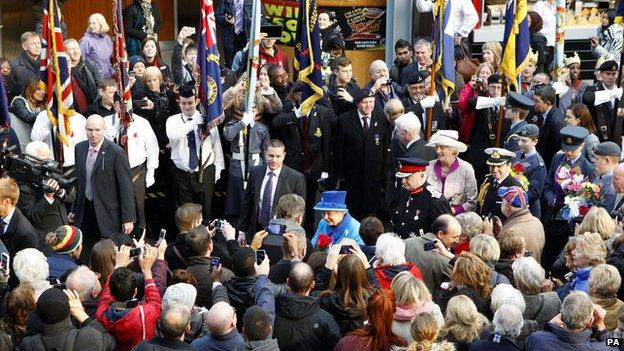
xmin=0 ymin=145 xmax=76 ymax=194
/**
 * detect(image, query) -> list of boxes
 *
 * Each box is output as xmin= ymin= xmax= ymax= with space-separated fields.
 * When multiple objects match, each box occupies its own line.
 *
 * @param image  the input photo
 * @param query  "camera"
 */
xmin=0 ymin=145 xmax=76 ymax=194
xmin=476 ymin=78 xmax=484 ymax=85
xmin=214 ymin=219 xmax=225 ymax=231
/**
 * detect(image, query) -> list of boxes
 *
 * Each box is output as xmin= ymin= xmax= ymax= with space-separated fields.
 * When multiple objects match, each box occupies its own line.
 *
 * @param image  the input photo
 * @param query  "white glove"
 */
xmin=193 ymin=115 xmax=204 ymax=125
xmin=594 ymin=90 xmax=613 ymax=106
xmin=419 ymin=95 xmax=437 ymax=109
xmin=552 ymin=82 xmax=570 ymax=96
xmin=612 ymin=87 xmax=623 ymax=100
xmin=475 ymin=96 xmax=497 ymax=109
xmin=260 ymin=86 xmax=275 ymax=96
xmin=319 ymin=172 xmax=329 ymax=181
xmin=241 ymin=112 xmax=254 ymax=126
xmin=145 ymin=169 xmax=155 ymax=188
xmin=294 ymin=105 xmax=304 ymax=118
xmin=495 ymin=96 xmax=507 ymax=107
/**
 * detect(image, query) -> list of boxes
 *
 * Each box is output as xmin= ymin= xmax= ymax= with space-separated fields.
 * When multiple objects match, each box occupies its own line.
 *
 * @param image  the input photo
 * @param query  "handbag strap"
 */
xmin=139 ymin=305 xmax=146 ymax=341
xmin=530 ymin=295 xmax=545 ymax=321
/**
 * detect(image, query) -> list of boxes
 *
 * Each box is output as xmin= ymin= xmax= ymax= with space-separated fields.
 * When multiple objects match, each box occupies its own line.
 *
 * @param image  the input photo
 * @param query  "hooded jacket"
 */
xmin=273 ymin=293 xmax=341 ymax=351
xmin=226 ymin=276 xmax=256 ymax=330
xmin=79 ymin=31 xmax=114 ymax=79
xmin=96 ymin=276 xmax=162 ymax=351
xmin=525 ymin=322 xmax=615 ymax=351
xmin=374 ymin=262 xmax=423 ymax=289
xmin=20 ymin=317 xmax=116 ymax=351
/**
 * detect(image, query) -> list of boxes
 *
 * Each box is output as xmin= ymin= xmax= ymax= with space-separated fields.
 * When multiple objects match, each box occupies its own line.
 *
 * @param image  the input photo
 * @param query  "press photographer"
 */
xmin=14 ymin=141 xmax=76 ymax=246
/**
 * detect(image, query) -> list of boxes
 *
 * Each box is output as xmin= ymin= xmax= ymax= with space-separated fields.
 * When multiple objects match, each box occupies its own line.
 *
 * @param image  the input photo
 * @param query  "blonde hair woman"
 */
xmin=470 ymin=234 xmax=510 ymax=287
xmin=439 ymin=295 xmax=488 ymax=350
xmin=576 ymin=206 xmax=617 ymax=249
xmin=407 ymin=313 xmax=455 ymax=351
xmin=559 ymin=232 xmax=607 ymax=299
xmin=391 ymin=272 xmax=444 ymax=343
xmin=481 ymin=41 xmax=502 ymax=73
xmin=79 ymin=13 xmax=114 ymax=78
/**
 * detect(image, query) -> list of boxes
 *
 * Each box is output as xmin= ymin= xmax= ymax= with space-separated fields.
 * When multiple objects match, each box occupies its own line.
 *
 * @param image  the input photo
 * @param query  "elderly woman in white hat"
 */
xmin=426 ymin=130 xmax=478 ymax=215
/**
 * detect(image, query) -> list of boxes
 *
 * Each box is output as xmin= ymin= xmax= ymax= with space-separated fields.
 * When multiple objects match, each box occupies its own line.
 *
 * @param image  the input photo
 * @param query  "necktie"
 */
xmin=234 ymin=0 xmax=244 ymax=34
xmin=0 ymin=219 xmax=6 ymax=236
xmin=259 ymin=172 xmax=274 ymax=227
xmin=187 ymin=128 xmax=199 ymax=171
xmin=362 ymin=116 xmax=369 ymax=132
xmin=85 ymin=147 xmax=98 ymax=201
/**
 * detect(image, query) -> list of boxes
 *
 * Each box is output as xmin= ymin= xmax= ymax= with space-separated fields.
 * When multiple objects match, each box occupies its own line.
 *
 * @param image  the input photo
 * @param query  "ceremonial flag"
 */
xmin=501 ymin=0 xmax=530 ymax=91
xmin=112 ymin=0 xmax=133 ymax=136
xmin=0 ymin=75 xmax=10 ymax=128
xmin=433 ymin=0 xmax=455 ymax=103
xmin=294 ymin=0 xmax=324 ymax=116
xmin=616 ymin=0 xmax=624 ymax=24
xmin=198 ymin=0 xmax=224 ymax=131
xmin=39 ymin=0 xmax=73 ymax=147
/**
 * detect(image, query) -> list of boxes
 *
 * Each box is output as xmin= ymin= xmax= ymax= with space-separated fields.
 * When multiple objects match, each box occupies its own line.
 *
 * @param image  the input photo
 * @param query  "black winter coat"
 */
xmin=225 ymin=276 xmax=256 ymax=331
xmin=186 ymin=256 xmax=214 ymax=308
xmin=273 ymin=293 xmax=342 ymax=351
xmin=71 ymin=59 xmax=101 ymax=113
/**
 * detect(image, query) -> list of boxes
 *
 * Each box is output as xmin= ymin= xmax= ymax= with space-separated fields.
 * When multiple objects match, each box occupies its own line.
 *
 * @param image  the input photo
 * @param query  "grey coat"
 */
xmin=522 ymin=292 xmax=562 ymax=327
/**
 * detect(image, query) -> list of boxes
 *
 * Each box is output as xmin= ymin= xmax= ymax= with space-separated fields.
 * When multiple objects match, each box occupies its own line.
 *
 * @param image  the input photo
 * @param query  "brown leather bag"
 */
xmin=455 ymin=45 xmax=480 ymax=82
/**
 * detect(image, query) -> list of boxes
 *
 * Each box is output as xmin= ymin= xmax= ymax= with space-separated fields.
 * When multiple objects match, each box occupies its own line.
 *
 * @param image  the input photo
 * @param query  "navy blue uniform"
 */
xmin=512 ymin=150 xmax=546 ymax=218
xmin=504 ymin=120 xmax=527 ymax=153
xmin=391 ymin=184 xmax=451 ymax=239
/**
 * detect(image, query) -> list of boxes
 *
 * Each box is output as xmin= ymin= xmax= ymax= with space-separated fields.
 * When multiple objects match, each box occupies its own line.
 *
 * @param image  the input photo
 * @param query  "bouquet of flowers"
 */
xmin=316 ymin=234 xmax=333 ymax=251
xmin=511 ymin=163 xmax=530 ymax=191
xmin=556 ymin=164 xmax=601 ymax=221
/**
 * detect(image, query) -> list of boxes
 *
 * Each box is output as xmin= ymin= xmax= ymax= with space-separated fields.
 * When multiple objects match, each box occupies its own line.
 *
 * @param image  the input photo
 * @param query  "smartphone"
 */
xmin=255 ymin=249 xmax=266 ymax=265
xmin=423 ymin=241 xmax=437 ymax=251
xmin=157 ymin=229 xmax=167 ymax=245
xmin=266 ymin=222 xmax=286 ymax=236
xmin=260 ymin=24 xmax=283 ymax=40
xmin=133 ymin=99 xmax=148 ymax=108
xmin=339 ymin=245 xmax=354 ymax=254
xmin=129 ymin=246 xmax=143 ymax=259
xmin=0 ymin=252 xmax=9 ymax=274
xmin=210 ymin=257 xmax=221 ymax=272
xmin=129 ymin=226 xmax=144 ymax=241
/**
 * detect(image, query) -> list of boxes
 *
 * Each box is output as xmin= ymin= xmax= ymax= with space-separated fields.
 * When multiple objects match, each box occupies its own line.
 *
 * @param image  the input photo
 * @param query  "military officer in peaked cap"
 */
xmin=503 ymin=91 xmax=534 ymax=152
xmin=511 ymin=124 xmax=546 ymax=218
xmin=391 ymin=157 xmax=451 ymax=239
xmin=477 ymin=147 xmax=522 ymax=221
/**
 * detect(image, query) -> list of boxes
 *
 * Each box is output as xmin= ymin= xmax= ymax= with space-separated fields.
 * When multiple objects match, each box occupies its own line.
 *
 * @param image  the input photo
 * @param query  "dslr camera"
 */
xmin=0 ymin=145 xmax=76 ymax=194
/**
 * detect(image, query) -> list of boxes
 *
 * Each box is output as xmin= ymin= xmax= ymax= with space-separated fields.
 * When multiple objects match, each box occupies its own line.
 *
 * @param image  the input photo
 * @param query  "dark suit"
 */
xmin=73 ymin=139 xmax=136 ymax=238
xmin=528 ymin=106 xmax=566 ymax=170
xmin=273 ymin=104 xmax=336 ymax=232
xmin=2 ymin=207 xmax=37 ymax=257
xmin=583 ymin=83 xmax=622 ymax=145
xmin=334 ymin=109 xmax=390 ymax=219
xmin=239 ymin=165 xmax=306 ymax=238
xmin=477 ymin=174 xmax=522 ymax=221
xmin=402 ymin=99 xmax=448 ymax=136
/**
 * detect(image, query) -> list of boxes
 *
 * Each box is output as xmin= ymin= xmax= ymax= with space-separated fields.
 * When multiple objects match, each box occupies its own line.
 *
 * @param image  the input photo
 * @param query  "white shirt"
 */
xmin=357 ymin=110 xmax=371 ymax=129
xmin=532 ymin=0 xmax=556 ymax=47
xmin=103 ymin=113 xmax=159 ymax=171
xmin=166 ymin=111 xmax=225 ymax=179
xmin=31 ymin=110 xmax=87 ymax=167
xmin=258 ymin=166 xmax=282 ymax=219
xmin=416 ymin=0 xmax=478 ymax=38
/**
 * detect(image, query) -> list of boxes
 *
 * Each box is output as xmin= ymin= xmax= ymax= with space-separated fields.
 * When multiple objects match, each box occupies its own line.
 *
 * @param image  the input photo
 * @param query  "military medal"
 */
xmin=375 ymin=134 xmax=380 ymax=145
xmin=414 ymin=210 xmax=420 ymax=221
xmin=314 ymin=128 xmax=322 ymax=137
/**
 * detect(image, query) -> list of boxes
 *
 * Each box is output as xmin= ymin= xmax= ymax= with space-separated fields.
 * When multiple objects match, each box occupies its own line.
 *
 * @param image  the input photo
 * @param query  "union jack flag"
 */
xmin=198 ymin=0 xmax=224 ymax=131
xmin=39 ymin=0 xmax=73 ymax=148
xmin=113 ymin=0 xmax=133 ymax=148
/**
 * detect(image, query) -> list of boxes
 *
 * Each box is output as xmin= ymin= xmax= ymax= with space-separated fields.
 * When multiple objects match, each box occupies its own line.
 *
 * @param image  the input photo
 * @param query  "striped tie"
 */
xmin=234 ymin=0 xmax=244 ymax=34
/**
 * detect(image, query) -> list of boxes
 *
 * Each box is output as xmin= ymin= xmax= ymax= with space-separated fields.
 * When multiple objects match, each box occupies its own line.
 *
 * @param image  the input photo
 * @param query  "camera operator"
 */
xmin=17 ymin=141 xmax=75 ymax=247
xmin=363 ymin=60 xmax=403 ymax=114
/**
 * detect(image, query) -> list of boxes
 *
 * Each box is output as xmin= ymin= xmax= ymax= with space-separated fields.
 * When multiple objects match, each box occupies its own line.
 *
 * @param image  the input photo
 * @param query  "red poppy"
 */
xmin=317 ymin=234 xmax=333 ymax=250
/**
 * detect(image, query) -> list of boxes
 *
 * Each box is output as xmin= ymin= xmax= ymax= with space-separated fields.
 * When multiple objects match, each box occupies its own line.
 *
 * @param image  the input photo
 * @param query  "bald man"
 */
xmin=192 ymin=301 xmax=244 ymax=350
xmin=364 ymin=60 xmax=403 ymax=114
xmin=136 ymin=303 xmax=193 ymax=348
xmin=72 ymin=115 xmax=135 ymax=261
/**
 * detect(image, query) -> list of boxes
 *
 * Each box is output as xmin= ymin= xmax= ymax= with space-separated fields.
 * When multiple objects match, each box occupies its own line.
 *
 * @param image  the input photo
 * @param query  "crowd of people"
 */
xmin=0 ymin=0 xmax=624 ymax=350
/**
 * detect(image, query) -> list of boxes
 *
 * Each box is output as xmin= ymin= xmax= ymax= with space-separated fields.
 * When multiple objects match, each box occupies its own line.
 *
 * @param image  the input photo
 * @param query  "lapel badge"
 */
xmin=375 ymin=134 xmax=380 ymax=145
xmin=314 ymin=127 xmax=322 ymax=137
xmin=414 ymin=209 xmax=420 ymax=221
xmin=374 ymin=121 xmax=378 ymax=127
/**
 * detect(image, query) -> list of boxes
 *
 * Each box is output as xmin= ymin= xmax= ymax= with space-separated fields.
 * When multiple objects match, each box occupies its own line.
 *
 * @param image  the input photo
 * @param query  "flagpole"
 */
xmin=427 ymin=0 xmax=441 ymax=141
xmin=242 ymin=0 xmax=261 ymax=188
xmin=553 ymin=0 xmax=566 ymax=79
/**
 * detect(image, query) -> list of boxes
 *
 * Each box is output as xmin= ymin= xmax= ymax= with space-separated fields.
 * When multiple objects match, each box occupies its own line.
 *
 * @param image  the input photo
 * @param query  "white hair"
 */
xmin=490 ymin=283 xmax=526 ymax=313
xmin=13 ymin=248 xmax=49 ymax=291
xmin=394 ymin=112 xmax=422 ymax=135
xmin=493 ymin=304 xmax=523 ymax=338
xmin=24 ymin=140 xmax=50 ymax=159
xmin=511 ymin=256 xmax=545 ymax=295
xmin=375 ymin=233 xmax=406 ymax=266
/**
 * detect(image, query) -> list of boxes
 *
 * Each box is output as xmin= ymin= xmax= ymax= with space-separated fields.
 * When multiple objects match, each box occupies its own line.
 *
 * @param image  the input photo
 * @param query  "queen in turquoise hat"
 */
xmin=311 ymin=191 xmax=364 ymax=250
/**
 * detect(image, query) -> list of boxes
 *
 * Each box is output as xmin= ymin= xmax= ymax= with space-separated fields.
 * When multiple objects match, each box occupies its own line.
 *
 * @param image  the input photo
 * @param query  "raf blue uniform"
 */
xmin=504 ymin=120 xmax=527 ymax=152
xmin=503 ymin=92 xmax=534 ymax=153
xmin=594 ymin=141 xmax=621 ymax=211
xmin=542 ymin=126 xmax=597 ymax=270
xmin=513 ymin=150 xmax=546 ymax=218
